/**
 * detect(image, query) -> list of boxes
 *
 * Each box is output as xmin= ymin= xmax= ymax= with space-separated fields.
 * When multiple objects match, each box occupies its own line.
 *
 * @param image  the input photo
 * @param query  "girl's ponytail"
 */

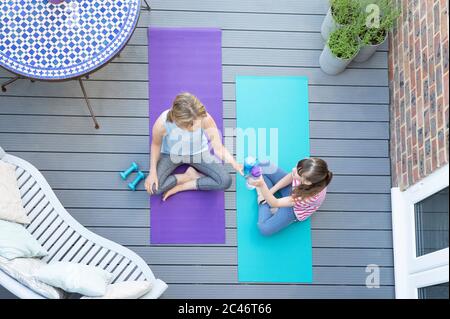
xmin=325 ymin=171 xmax=333 ymax=186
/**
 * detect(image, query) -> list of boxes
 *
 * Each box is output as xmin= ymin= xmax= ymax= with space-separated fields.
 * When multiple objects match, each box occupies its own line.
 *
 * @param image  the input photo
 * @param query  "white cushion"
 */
xmin=35 ymin=262 xmax=114 ymax=297
xmin=0 ymin=161 xmax=30 ymax=224
xmin=81 ymin=281 xmax=153 ymax=299
xmin=0 ymin=220 xmax=48 ymax=260
xmin=0 ymin=256 xmax=65 ymax=299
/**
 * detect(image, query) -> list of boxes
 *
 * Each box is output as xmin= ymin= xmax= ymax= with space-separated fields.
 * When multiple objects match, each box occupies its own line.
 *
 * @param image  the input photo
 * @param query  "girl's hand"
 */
xmin=145 ymin=172 xmax=159 ymax=194
xmin=248 ymin=176 xmax=265 ymax=188
xmin=233 ymin=163 xmax=244 ymax=176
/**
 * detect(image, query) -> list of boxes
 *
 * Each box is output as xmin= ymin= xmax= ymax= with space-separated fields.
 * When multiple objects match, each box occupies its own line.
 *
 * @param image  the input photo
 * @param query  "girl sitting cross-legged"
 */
xmin=249 ymin=158 xmax=333 ymax=236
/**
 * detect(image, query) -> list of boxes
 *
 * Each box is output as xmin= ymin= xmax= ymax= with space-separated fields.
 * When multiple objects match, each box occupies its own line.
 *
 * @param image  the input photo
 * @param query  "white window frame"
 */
xmin=391 ymin=164 xmax=449 ymax=299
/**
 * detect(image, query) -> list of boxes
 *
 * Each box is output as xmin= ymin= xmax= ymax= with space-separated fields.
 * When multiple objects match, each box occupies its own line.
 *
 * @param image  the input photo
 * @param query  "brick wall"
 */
xmin=389 ymin=0 xmax=449 ymax=190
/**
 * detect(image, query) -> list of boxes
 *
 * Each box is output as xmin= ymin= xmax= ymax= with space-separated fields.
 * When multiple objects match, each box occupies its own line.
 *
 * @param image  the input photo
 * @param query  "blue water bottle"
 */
xmin=244 ymin=156 xmax=263 ymax=190
xmin=243 ymin=156 xmax=256 ymax=176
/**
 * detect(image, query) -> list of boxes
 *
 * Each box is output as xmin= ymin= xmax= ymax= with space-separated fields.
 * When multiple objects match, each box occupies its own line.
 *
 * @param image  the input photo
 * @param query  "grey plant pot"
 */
xmin=319 ymin=43 xmax=358 ymax=75
xmin=321 ymin=8 xmax=342 ymax=41
xmin=354 ymin=34 xmax=387 ymax=63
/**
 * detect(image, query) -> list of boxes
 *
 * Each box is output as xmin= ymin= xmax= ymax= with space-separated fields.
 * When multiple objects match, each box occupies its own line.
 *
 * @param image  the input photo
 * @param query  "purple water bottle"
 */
xmin=246 ymin=165 xmax=263 ymax=190
xmin=49 ymin=0 xmax=65 ymax=4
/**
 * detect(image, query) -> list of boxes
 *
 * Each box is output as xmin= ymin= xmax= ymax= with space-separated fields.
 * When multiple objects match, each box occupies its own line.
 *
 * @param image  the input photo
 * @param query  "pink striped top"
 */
xmin=292 ymin=175 xmax=327 ymax=221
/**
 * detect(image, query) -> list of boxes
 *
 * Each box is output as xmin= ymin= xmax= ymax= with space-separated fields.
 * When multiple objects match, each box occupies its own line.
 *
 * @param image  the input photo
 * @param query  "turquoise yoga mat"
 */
xmin=236 ymin=76 xmax=312 ymax=283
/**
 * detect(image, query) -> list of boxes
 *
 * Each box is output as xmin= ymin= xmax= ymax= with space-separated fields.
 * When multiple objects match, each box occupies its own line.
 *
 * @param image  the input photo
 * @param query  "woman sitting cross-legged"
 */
xmin=145 ymin=92 xmax=243 ymax=200
xmin=249 ymin=158 xmax=333 ymax=236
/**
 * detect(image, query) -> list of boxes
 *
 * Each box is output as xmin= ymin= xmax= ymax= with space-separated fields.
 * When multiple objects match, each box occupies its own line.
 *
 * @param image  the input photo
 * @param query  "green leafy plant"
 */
xmin=330 ymin=0 xmax=361 ymax=25
xmin=328 ymin=26 xmax=360 ymax=60
xmin=357 ymin=0 xmax=401 ymax=45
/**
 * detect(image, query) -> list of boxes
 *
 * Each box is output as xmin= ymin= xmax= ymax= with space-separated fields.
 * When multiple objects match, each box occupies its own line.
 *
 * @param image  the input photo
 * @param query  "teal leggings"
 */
xmin=258 ymin=164 xmax=298 ymax=236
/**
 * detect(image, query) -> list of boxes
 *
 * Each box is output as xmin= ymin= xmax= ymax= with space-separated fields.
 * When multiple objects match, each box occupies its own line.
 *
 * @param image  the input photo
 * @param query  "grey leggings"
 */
xmin=153 ymin=151 xmax=232 ymax=194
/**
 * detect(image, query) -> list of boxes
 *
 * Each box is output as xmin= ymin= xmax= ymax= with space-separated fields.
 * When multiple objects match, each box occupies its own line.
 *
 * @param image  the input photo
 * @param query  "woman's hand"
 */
xmin=145 ymin=172 xmax=159 ymax=194
xmin=233 ymin=163 xmax=244 ymax=176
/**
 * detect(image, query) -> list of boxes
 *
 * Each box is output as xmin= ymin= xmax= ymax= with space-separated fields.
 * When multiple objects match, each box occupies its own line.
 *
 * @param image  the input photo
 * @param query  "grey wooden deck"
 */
xmin=0 ymin=0 xmax=393 ymax=298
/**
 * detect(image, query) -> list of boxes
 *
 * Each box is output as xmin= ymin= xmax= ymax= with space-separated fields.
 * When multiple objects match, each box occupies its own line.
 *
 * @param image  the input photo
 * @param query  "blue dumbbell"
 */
xmin=120 ymin=162 xmax=138 ymax=180
xmin=128 ymin=171 xmax=145 ymax=191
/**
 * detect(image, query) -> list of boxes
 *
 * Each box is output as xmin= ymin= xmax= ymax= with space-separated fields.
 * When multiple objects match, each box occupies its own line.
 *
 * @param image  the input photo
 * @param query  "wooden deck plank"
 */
xmin=40 ymin=189 xmax=391 ymax=212
xmin=150 ymin=265 xmax=394 ymax=285
xmin=68 ymin=208 xmax=392 ymax=230
xmin=8 ymin=152 xmax=391 ymax=175
xmin=127 ymin=27 xmax=389 ymax=50
xmin=0 ymin=134 xmax=390 ymax=157
xmin=39 ymin=171 xmax=391 ymax=194
xmin=0 ymin=63 xmax=389 ymax=85
xmin=147 ymin=0 xmax=330 ymax=15
xmin=88 ymin=227 xmax=393 ymax=248
xmin=138 ymin=10 xmax=324 ymax=31
xmin=112 ymin=45 xmax=388 ymax=68
xmin=0 ymin=115 xmax=390 ymax=139
xmin=159 ymin=284 xmax=394 ymax=299
xmin=130 ymin=246 xmax=394 ymax=267
xmin=0 ymin=80 xmax=389 ymax=104
xmin=0 ymin=97 xmax=390 ymax=122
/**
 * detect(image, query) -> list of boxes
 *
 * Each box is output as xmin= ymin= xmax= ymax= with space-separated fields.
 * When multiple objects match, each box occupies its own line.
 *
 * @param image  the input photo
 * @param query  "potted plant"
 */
xmin=321 ymin=0 xmax=361 ymax=41
xmin=320 ymin=26 xmax=360 ymax=75
xmin=354 ymin=0 xmax=400 ymax=62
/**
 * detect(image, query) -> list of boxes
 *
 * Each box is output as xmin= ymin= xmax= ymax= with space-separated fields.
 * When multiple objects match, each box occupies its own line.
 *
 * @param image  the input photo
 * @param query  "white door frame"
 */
xmin=391 ymin=164 xmax=449 ymax=299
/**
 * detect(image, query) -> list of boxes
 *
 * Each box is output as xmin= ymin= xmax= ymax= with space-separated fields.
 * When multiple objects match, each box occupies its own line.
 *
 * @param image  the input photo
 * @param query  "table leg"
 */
xmin=141 ymin=0 xmax=151 ymax=11
xmin=78 ymin=79 xmax=100 ymax=129
xmin=1 ymin=76 xmax=20 ymax=92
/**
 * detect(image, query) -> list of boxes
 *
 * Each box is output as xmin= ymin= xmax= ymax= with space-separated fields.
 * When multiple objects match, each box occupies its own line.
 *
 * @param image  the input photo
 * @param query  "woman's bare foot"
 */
xmin=174 ymin=166 xmax=203 ymax=185
xmin=163 ymin=180 xmax=197 ymax=201
xmin=163 ymin=167 xmax=203 ymax=201
xmin=184 ymin=166 xmax=203 ymax=180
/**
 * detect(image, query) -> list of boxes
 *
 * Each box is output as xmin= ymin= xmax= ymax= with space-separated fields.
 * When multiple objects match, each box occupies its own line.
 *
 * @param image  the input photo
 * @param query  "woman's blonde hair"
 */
xmin=167 ymin=93 xmax=207 ymax=128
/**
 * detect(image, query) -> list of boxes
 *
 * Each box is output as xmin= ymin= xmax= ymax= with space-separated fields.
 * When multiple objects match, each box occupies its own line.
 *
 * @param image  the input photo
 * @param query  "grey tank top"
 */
xmin=160 ymin=109 xmax=209 ymax=156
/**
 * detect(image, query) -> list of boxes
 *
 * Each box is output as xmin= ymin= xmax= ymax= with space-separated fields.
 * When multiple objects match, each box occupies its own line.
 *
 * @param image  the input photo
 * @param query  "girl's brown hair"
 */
xmin=292 ymin=158 xmax=333 ymax=200
xmin=167 ymin=93 xmax=207 ymax=128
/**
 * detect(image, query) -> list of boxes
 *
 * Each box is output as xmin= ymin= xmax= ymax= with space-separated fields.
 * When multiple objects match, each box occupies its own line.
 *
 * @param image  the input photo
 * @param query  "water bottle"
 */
xmin=244 ymin=156 xmax=271 ymax=190
xmin=244 ymin=156 xmax=258 ymax=176
xmin=246 ymin=165 xmax=263 ymax=190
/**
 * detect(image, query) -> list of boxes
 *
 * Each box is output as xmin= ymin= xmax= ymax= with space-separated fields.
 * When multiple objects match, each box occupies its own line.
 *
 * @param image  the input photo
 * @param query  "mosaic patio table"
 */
xmin=0 ymin=0 xmax=149 ymax=128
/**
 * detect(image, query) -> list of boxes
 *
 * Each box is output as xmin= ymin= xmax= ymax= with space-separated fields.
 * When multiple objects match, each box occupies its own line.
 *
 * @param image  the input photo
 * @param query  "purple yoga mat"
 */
xmin=148 ymin=27 xmax=225 ymax=244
